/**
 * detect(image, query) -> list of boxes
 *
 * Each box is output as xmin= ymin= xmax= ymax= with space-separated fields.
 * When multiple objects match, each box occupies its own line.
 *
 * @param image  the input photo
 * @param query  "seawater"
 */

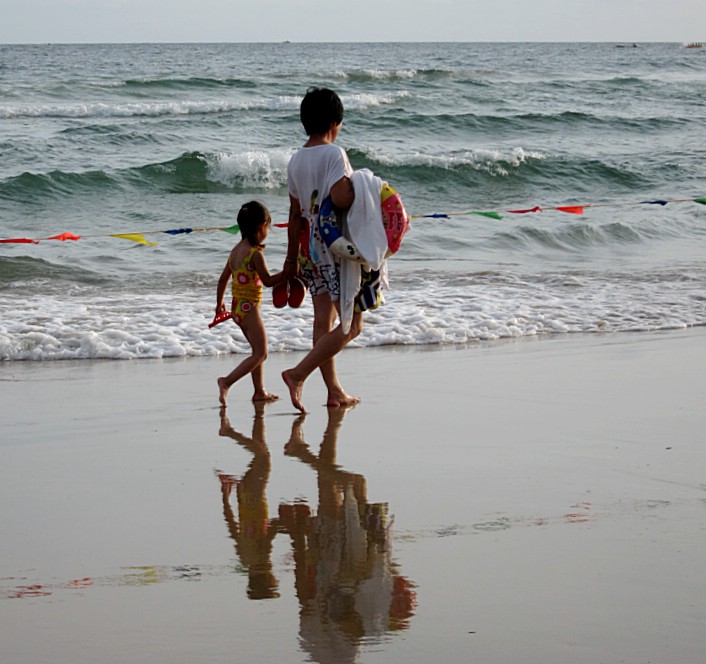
xmin=1 ymin=42 xmax=705 ymax=360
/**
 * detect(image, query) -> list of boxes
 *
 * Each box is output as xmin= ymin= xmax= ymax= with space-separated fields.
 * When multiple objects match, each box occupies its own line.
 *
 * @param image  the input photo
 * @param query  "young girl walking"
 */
xmin=215 ymin=201 xmax=286 ymax=406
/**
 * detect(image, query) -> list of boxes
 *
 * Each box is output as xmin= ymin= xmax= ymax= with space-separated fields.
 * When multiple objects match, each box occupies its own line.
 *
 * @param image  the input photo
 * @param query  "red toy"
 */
xmin=208 ymin=310 xmax=232 ymax=328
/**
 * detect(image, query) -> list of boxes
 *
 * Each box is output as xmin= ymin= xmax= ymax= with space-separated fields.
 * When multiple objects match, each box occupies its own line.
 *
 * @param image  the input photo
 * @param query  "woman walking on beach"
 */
xmin=281 ymin=87 xmax=360 ymax=413
xmin=215 ymin=201 xmax=286 ymax=406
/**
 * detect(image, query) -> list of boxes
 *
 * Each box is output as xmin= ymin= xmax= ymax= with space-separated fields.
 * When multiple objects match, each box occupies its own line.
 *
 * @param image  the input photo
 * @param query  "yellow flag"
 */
xmin=111 ymin=233 xmax=158 ymax=247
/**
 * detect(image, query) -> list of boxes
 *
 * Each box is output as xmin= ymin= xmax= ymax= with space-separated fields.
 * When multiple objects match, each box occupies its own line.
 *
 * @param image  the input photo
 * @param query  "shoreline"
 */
xmin=2 ymin=327 xmax=705 ymax=663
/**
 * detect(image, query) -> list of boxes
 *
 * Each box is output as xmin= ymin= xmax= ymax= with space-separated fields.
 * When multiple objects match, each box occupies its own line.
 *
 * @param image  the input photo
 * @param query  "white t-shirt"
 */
xmin=287 ymin=144 xmax=353 ymax=298
xmin=287 ymin=143 xmax=353 ymax=226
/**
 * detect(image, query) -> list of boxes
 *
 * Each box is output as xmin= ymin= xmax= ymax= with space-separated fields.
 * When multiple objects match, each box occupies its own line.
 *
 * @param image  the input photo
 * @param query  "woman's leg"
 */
xmin=283 ymin=305 xmax=363 ymax=412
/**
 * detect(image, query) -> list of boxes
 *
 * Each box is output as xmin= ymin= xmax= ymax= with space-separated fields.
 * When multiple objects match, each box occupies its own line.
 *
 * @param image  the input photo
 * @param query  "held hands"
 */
xmin=283 ymin=257 xmax=298 ymax=279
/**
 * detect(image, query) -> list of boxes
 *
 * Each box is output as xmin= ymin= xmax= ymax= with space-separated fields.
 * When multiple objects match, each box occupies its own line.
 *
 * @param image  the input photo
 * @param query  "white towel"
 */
xmin=339 ymin=169 xmax=388 ymax=334
xmin=348 ymin=169 xmax=387 ymax=270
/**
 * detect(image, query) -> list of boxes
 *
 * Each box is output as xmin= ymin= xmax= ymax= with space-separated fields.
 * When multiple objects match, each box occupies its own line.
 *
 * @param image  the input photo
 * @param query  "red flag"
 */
xmin=48 ymin=232 xmax=81 ymax=241
xmin=508 ymin=205 xmax=542 ymax=214
xmin=0 ymin=237 xmax=39 ymax=244
xmin=555 ymin=206 xmax=584 ymax=215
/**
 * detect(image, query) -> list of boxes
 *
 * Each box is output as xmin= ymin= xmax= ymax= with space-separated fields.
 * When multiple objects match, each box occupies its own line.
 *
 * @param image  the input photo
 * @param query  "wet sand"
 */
xmin=2 ymin=328 xmax=705 ymax=663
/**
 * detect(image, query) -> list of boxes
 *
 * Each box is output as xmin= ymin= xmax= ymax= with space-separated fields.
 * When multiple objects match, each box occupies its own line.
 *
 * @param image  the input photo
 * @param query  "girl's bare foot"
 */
xmin=282 ymin=369 xmax=306 ymax=413
xmin=214 ymin=469 xmax=237 ymax=498
xmin=217 ymin=377 xmax=229 ymax=406
xmin=252 ymin=390 xmax=279 ymax=402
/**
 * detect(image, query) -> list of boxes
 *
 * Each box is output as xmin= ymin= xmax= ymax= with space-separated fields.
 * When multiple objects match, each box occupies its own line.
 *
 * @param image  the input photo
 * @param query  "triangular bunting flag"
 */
xmin=48 ymin=232 xmax=81 ymax=241
xmin=111 ymin=233 xmax=158 ymax=246
xmin=0 ymin=237 xmax=39 ymax=244
xmin=508 ymin=206 xmax=542 ymax=214
xmin=163 ymin=228 xmax=193 ymax=235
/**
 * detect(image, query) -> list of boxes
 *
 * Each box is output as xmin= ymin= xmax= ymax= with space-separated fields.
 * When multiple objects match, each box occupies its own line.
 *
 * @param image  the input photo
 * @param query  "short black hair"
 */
xmin=237 ymin=200 xmax=270 ymax=246
xmin=300 ymin=87 xmax=344 ymax=136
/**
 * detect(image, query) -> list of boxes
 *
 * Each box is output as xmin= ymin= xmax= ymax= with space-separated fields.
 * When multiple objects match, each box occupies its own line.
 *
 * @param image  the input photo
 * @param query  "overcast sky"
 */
xmin=1 ymin=0 xmax=704 ymax=44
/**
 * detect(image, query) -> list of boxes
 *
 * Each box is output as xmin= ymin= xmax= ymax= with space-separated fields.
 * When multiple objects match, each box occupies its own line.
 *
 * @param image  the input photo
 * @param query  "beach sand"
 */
xmin=2 ymin=328 xmax=705 ymax=663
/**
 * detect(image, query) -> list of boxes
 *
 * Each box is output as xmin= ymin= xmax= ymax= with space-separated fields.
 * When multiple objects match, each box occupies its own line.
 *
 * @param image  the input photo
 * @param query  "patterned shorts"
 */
xmin=298 ymin=256 xmax=339 ymax=300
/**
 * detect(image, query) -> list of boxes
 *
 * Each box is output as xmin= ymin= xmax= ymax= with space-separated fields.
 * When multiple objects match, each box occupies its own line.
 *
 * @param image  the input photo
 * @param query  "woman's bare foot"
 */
xmin=217 ymin=377 xmax=229 ymax=406
xmin=282 ymin=369 xmax=306 ymax=413
xmin=326 ymin=387 xmax=361 ymax=408
xmin=252 ymin=390 xmax=279 ymax=402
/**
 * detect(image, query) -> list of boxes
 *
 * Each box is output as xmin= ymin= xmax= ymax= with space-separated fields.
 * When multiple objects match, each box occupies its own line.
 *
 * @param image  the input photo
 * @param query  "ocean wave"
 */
xmin=1 ymin=129 xmax=689 ymax=207
xmin=418 ymin=211 xmax=705 ymax=259
xmin=340 ymin=91 xmax=412 ymax=110
xmin=486 ymin=222 xmax=646 ymax=253
xmin=0 ymin=149 xmax=293 ymax=201
xmin=510 ymin=110 xmax=688 ymax=132
xmin=0 ymin=168 xmax=119 ymax=202
xmin=202 ymin=149 xmax=293 ymax=190
xmin=0 ymin=90 xmax=410 ymax=120
xmin=381 ymin=151 xmax=651 ymax=195
xmin=352 ymin=146 xmax=545 ymax=176
xmin=600 ymin=76 xmax=647 ymax=87
xmin=59 ymin=123 xmax=126 ymax=136
xmin=0 ymin=99 xmax=253 ymax=120
xmin=117 ymin=77 xmax=258 ymax=91
xmin=341 ymin=68 xmax=450 ymax=82
xmin=274 ymin=65 xmax=452 ymax=83
xmin=345 ymin=146 xmax=662 ymax=207
xmin=0 ymin=256 xmax=105 ymax=286
xmin=349 ymin=146 xmax=552 ymax=201
xmin=1 ymin=268 xmax=704 ymax=361
xmin=131 ymin=150 xmax=293 ymax=193
xmin=0 ymin=144 xmax=685 ymax=217
xmin=353 ymin=107 xmax=690 ymax=142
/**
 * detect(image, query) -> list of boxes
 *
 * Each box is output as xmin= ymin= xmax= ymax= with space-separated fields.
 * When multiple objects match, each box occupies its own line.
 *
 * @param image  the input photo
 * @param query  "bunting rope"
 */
xmin=0 ymin=224 xmax=243 ymax=246
xmin=2 ymin=198 xmax=705 ymax=246
xmin=410 ymin=197 xmax=706 ymax=221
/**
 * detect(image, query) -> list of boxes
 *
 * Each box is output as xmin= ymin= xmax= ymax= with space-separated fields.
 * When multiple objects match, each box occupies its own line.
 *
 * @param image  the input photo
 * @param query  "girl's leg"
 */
xmin=241 ymin=311 xmax=278 ymax=402
xmin=218 ymin=308 xmax=275 ymax=405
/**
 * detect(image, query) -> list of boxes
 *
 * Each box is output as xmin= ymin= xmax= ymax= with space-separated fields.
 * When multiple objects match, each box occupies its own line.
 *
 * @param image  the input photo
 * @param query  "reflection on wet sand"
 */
xmin=217 ymin=403 xmax=280 ymax=599
xmin=281 ymin=408 xmax=417 ymax=664
xmin=216 ymin=405 xmax=416 ymax=662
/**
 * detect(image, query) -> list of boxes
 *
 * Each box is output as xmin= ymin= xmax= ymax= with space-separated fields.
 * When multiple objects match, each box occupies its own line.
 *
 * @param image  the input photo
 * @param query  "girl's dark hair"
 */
xmin=237 ymin=201 xmax=270 ymax=246
xmin=300 ymin=87 xmax=344 ymax=136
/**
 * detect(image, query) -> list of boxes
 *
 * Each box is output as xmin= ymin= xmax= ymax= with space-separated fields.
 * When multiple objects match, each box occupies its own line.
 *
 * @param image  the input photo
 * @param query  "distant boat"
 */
xmin=685 ymin=42 xmax=703 ymax=48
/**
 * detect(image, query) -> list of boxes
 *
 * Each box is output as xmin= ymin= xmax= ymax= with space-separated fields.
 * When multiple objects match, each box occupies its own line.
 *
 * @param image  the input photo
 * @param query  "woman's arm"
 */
xmin=284 ymin=195 xmax=302 ymax=278
xmin=330 ymin=175 xmax=354 ymax=209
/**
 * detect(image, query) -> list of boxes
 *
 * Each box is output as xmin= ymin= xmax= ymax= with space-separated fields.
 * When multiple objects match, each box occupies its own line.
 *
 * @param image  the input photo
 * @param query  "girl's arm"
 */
xmin=215 ymin=261 xmax=232 ymax=312
xmin=252 ymin=251 xmax=286 ymax=288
